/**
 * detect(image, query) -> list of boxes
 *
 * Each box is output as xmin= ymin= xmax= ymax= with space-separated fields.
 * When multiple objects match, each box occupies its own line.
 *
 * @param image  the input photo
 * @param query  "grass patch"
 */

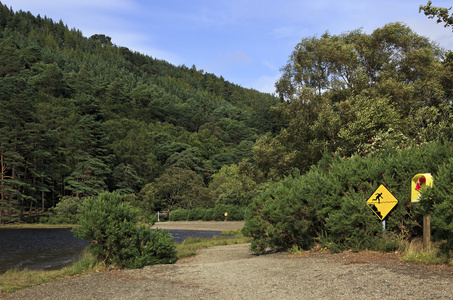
xmin=402 ymin=239 xmax=452 ymax=266
xmin=287 ymin=245 xmax=305 ymax=255
xmin=0 ymin=251 xmax=104 ymax=296
xmin=220 ymin=230 xmax=238 ymax=236
xmin=176 ymin=229 xmax=250 ymax=259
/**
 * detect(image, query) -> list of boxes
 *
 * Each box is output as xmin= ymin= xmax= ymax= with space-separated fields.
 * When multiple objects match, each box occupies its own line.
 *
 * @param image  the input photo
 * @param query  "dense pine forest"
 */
xmin=1 ymin=3 xmax=453 ymax=257
xmin=0 ymin=3 xmax=279 ymax=223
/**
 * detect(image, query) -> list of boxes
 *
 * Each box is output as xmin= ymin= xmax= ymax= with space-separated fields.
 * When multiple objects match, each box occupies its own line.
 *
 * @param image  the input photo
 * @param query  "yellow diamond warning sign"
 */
xmin=366 ymin=185 xmax=398 ymax=220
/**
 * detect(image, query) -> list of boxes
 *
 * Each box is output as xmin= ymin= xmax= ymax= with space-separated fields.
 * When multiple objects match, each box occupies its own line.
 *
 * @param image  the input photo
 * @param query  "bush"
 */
xmin=243 ymin=142 xmax=453 ymax=254
xmin=54 ymin=196 xmax=83 ymax=215
xmin=202 ymin=208 xmax=213 ymax=221
xmin=46 ymin=196 xmax=84 ymax=224
xmin=187 ymin=207 xmax=206 ymax=221
xmin=39 ymin=216 xmax=49 ymax=223
xmin=205 ymin=204 xmax=245 ymax=221
xmin=243 ymin=172 xmax=331 ymax=253
xmin=40 ymin=214 xmax=78 ymax=224
xmin=418 ymin=158 xmax=453 ymax=259
xmin=170 ymin=205 xmax=246 ymax=221
xmin=169 ymin=208 xmax=189 ymax=221
xmin=73 ymin=192 xmax=177 ymax=268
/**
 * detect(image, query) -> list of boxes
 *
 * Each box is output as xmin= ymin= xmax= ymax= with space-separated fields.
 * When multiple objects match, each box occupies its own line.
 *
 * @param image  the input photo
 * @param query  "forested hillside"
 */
xmin=2 ymin=0 xmax=453 ymax=248
xmin=0 ymin=3 xmax=279 ymax=223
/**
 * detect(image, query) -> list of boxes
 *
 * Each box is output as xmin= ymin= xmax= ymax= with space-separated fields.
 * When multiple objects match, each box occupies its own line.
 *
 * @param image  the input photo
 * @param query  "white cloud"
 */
xmin=4 ymin=0 xmax=138 ymax=13
xmin=202 ymin=51 xmax=253 ymax=75
xmin=251 ymin=74 xmax=280 ymax=94
xmin=272 ymin=26 xmax=300 ymax=39
xmin=263 ymin=60 xmax=278 ymax=71
xmin=130 ymin=45 xmax=183 ymax=66
xmin=227 ymin=52 xmax=252 ymax=65
xmin=107 ymin=31 xmax=182 ymax=65
xmin=403 ymin=17 xmax=453 ymax=50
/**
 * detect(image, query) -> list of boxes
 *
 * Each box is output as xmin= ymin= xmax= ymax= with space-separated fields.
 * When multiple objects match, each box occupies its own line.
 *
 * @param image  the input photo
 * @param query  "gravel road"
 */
xmin=7 ymin=243 xmax=452 ymax=299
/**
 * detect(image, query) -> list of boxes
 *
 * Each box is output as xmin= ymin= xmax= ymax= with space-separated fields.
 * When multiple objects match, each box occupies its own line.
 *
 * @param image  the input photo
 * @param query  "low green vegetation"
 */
xmin=243 ymin=142 xmax=453 ymax=264
xmin=403 ymin=239 xmax=451 ymax=265
xmin=73 ymin=192 xmax=177 ymax=269
xmin=176 ymin=229 xmax=250 ymax=259
xmin=169 ymin=205 xmax=246 ymax=221
xmin=0 ymin=251 xmax=104 ymax=296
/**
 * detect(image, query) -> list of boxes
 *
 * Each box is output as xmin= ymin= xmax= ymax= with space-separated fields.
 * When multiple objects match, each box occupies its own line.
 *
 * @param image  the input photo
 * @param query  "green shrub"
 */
xmin=170 ymin=205 xmax=246 ymax=221
xmin=187 ymin=207 xmax=206 ymax=221
xmin=204 ymin=205 xmax=224 ymax=221
xmin=54 ymin=196 xmax=83 ymax=215
xmin=39 ymin=216 xmax=49 ymax=223
xmin=243 ymin=172 xmax=332 ymax=253
xmin=73 ymin=192 xmax=177 ymax=268
xmin=169 ymin=208 xmax=189 ymax=221
xmin=45 ymin=196 xmax=84 ymax=224
xmin=206 ymin=204 xmax=246 ymax=221
xmin=325 ymin=190 xmax=382 ymax=251
xmin=202 ymin=208 xmax=214 ymax=221
xmin=224 ymin=205 xmax=246 ymax=221
xmin=243 ymin=142 xmax=453 ymax=254
xmin=42 ymin=214 xmax=77 ymax=224
xmin=418 ymin=158 xmax=453 ymax=259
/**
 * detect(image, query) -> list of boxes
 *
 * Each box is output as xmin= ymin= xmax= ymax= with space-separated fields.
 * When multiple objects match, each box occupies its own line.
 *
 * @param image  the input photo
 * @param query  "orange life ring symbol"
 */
xmin=416 ymin=176 xmax=426 ymax=199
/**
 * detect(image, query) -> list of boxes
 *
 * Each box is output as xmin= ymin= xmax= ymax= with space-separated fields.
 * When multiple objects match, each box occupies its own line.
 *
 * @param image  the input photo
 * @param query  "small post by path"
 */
xmin=411 ymin=174 xmax=433 ymax=250
xmin=423 ymin=213 xmax=431 ymax=249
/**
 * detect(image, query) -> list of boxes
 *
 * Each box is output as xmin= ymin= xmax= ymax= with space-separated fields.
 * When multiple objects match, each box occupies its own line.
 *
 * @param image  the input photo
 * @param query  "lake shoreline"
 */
xmin=151 ymin=221 xmax=245 ymax=232
xmin=1 ymin=224 xmax=239 ymax=275
xmin=1 ymin=221 xmax=245 ymax=232
xmin=0 ymin=224 xmax=76 ymax=229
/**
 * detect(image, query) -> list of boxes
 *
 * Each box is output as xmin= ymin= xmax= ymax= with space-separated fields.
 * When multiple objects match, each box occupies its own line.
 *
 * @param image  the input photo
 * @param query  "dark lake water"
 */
xmin=0 ymin=228 xmax=222 ymax=274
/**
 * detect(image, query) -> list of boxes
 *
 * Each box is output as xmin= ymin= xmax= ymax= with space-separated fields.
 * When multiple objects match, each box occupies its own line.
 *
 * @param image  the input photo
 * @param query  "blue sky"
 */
xmin=2 ymin=1 xmax=453 ymax=94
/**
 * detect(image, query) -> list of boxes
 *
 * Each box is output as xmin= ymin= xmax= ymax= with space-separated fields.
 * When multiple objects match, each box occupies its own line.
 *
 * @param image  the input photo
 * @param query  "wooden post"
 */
xmin=423 ymin=214 xmax=431 ymax=249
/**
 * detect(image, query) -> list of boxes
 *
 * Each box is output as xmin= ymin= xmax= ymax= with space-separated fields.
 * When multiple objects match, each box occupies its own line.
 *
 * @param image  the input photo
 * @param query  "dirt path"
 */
xmin=7 ymin=243 xmax=452 ymax=299
xmin=151 ymin=221 xmax=245 ymax=232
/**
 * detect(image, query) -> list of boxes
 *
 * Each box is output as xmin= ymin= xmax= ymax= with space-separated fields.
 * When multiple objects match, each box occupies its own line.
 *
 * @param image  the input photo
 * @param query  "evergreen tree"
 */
xmin=65 ymin=95 xmax=112 ymax=197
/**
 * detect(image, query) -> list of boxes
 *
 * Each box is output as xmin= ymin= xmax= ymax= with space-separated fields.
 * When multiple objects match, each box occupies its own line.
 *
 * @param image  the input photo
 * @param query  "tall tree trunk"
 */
xmin=1 ymin=153 xmax=4 ymax=225
xmin=42 ymin=175 xmax=45 ymax=211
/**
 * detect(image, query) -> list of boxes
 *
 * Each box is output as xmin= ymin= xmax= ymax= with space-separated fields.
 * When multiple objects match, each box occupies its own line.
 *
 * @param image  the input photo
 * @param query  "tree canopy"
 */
xmin=1 ymin=2 xmax=453 ymax=232
xmin=270 ymin=22 xmax=452 ymax=174
xmin=420 ymin=1 xmax=453 ymax=30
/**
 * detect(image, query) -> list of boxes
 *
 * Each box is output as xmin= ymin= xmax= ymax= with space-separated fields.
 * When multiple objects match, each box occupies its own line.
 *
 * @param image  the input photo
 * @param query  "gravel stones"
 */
xmin=8 ymin=243 xmax=452 ymax=299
